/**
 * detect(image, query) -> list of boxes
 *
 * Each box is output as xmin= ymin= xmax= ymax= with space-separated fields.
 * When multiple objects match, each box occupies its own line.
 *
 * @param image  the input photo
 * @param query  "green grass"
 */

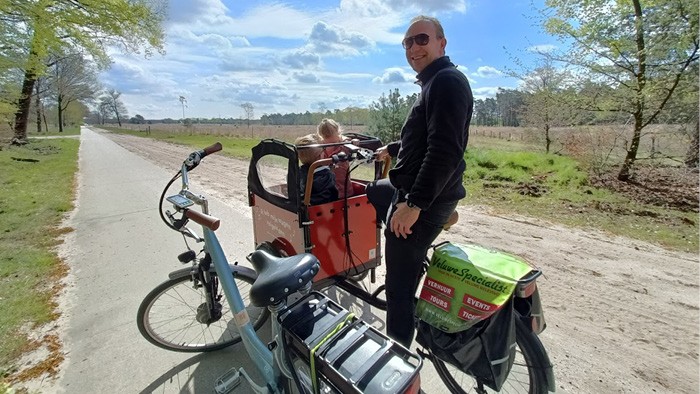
xmin=0 ymin=139 xmax=78 ymax=379
xmin=463 ymin=145 xmax=698 ymax=253
xmin=26 ymin=125 xmax=80 ymax=136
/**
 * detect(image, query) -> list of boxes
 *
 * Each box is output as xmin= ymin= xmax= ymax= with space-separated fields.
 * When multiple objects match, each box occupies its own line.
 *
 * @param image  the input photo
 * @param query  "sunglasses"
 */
xmin=402 ymin=33 xmax=430 ymax=50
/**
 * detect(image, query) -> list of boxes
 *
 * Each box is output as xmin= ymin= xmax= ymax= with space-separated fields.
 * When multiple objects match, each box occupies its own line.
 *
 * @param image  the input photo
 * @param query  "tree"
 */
xmin=5 ymin=0 xmax=165 ymax=145
xmin=543 ymin=0 xmax=699 ymax=180
xmin=368 ymin=89 xmax=416 ymax=143
xmin=241 ymin=102 xmax=254 ymax=127
xmin=102 ymin=89 xmax=128 ymax=127
xmin=496 ymin=88 xmax=525 ymax=127
xmin=49 ymin=53 xmax=98 ymax=133
xmin=473 ymin=98 xmax=499 ymax=126
xmin=519 ymin=63 xmax=574 ymax=153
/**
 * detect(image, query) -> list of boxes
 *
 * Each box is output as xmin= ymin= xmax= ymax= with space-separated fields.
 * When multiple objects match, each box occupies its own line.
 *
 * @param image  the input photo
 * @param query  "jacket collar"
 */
xmin=415 ymin=56 xmax=454 ymax=86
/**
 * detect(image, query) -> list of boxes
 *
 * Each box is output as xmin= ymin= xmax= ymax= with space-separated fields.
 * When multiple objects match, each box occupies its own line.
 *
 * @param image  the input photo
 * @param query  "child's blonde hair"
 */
xmin=317 ymin=118 xmax=342 ymax=141
xmin=295 ymin=133 xmax=321 ymax=165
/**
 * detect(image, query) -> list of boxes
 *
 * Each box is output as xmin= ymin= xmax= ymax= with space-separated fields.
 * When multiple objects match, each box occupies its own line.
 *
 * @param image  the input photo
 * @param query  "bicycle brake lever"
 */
xmin=184 ymin=150 xmax=204 ymax=171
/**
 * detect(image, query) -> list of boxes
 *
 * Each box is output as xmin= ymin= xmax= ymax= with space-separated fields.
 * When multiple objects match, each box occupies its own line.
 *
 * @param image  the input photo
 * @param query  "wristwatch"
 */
xmin=405 ymin=195 xmax=421 ymax=211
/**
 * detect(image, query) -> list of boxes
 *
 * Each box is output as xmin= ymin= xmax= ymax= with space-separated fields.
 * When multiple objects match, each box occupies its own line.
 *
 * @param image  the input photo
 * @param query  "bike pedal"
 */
xmin=214 ymin=367 xmax=241 ymax=394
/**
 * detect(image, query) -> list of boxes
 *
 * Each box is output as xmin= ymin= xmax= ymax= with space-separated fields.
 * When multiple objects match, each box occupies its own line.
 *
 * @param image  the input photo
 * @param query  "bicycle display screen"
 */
xmin=166 ymin=194 xmax=194 ymax=209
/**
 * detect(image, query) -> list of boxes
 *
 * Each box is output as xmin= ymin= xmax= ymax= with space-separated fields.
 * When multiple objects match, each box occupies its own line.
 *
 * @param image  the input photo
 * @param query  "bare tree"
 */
xmin=49 ymin=53 xmax=98 ymax=132
xmin=241 ymin=102 xmax=254 ymax=128
xmin=102 ymin=89 xmax=128 ymax=127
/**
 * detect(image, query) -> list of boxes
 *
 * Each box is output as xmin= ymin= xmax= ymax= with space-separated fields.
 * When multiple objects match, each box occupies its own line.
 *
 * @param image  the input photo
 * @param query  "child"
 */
xmin=317 ymin=118 xmax=354 ymax=198
xmin=295 ymin=133 xmax=338 ymax=205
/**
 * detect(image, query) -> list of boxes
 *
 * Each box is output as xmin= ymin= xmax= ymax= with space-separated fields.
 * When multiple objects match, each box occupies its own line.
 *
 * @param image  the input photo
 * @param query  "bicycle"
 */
xmin=138 ymin=140 xmax=555 ymax=393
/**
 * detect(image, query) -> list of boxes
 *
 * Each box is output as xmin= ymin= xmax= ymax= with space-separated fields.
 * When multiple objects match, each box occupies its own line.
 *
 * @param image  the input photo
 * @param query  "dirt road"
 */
xmin=100 ymin=130 xmax=699 ymax=393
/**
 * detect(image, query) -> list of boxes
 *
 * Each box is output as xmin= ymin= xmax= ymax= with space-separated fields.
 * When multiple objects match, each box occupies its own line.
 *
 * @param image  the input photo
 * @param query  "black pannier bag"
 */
xmin=414 ymin=242 xmax=543 ymax=392
xmin=416 ymin=297 xmax=516 ymax=392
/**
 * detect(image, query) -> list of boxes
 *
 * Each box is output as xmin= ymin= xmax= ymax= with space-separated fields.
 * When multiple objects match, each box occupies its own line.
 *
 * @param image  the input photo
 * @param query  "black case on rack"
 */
xmin=278 ymin=291 xmax=422 ymax=393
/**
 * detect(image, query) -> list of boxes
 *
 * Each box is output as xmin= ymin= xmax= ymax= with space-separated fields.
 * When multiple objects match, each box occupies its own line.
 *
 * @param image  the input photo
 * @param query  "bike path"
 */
xmin=56 ymin=127 xmax=445 ymax=393
xmin=57 ymin=127 xmax=266 ymax=393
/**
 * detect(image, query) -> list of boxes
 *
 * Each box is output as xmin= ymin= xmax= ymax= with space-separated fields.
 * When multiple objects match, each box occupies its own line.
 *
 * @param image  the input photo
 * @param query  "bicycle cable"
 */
xmin=159 ymin=170 xmax=183 ymax=231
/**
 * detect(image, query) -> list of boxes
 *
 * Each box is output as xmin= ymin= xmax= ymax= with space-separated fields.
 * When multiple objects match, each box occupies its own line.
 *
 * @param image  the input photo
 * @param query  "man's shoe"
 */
xmin=443 ymin=210 xmax=459 ymax=230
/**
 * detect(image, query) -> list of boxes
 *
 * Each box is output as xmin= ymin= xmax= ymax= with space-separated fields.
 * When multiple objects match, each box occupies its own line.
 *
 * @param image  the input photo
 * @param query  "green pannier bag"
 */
xmin=415 ymin=242 xmax=537 ymax=392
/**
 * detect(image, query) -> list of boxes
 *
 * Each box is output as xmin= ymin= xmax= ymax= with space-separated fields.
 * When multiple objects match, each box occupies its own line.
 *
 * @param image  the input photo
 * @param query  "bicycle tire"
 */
xmin=432 ymin=317 xmax=549 ymax=394
xmin=137 ymin=270 xmax=269 ymax=352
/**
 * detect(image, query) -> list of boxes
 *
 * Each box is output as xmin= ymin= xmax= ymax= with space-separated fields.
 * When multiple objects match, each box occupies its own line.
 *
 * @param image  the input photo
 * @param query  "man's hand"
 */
xmin=374 ymin=145 xmax=390 ymax=162
xmin=390 ymin=202 xmax=420 ymax=239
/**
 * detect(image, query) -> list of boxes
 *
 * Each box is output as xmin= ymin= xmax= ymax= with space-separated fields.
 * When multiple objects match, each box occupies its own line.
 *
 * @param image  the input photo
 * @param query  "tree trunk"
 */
xmin=685 ymin=119 xmax=699 ymax=168
xmin=617 ymin=115 xmax=643 ymax=181
xmin=11 ymin=70 xmax=36 ymax=145
xmin=35 ymin=81 xmax=42 ymax=133
xmin=58 ymin=94 xmax=64 ymax=133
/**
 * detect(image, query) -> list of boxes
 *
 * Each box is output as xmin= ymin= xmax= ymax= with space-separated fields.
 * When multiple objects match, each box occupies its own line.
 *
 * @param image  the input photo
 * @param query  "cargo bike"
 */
xmin=137 ymin=137 xmax=555 ymax=393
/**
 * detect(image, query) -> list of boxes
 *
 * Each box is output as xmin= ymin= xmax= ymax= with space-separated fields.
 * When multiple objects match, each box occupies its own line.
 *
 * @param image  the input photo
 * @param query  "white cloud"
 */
xmin=307 ymin=21 xmax=375 ymax=56
xmin=280 ymin=50 xmax=321 ymax=70
xmin=340 ymin=0 xmax=467 ymax=15
xmin=372 ymin=67 xmax=414 ymax=84
xmin=166 ymin=0 xmax=230 ymax=26
xmin=472 ymin=86 xmax=502 ymax=99
xmin=472 ymin=66 xmax=502 ymax=78
xmin=293 ymin=72 xmax=320 ymax=84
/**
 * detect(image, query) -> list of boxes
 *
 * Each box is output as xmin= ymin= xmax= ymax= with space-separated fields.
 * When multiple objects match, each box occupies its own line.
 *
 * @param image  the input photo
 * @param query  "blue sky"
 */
xmin=100 ymin=0 xmax=557 ymax=120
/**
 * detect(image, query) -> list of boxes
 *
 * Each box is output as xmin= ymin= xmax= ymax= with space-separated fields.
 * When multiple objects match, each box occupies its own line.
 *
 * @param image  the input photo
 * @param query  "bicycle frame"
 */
xmin=175 ymin=163 xmax=294 ymax=393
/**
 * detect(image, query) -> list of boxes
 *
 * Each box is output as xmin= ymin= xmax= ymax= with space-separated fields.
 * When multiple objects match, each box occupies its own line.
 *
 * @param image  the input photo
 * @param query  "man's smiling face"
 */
xmin=404 ymin=20 xmax=446 ymax=73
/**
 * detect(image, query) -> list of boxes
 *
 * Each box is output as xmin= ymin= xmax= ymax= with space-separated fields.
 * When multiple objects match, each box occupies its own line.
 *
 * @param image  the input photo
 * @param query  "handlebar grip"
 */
xmin=202 ymin=142 xmax=222 ymax=156
xmin=184 ymin=209 xmax=221 ymax=231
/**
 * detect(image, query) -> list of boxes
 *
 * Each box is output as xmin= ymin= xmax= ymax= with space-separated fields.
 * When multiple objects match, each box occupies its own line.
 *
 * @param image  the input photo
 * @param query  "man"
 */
xmin=367 ymin=15 xmax=473 ymax=347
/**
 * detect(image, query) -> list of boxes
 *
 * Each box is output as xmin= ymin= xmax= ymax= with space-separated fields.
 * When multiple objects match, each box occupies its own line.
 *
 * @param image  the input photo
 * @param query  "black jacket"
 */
xmin=299 ymin=164 xmax=338 ymax=205
xmin=388 ymin=56 xmax=473 ymax=210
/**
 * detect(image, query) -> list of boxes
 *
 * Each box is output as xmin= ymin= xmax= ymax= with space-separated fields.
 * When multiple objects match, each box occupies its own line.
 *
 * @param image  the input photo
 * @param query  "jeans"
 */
xmin=366 ymin=178 xmax=458 ymax=347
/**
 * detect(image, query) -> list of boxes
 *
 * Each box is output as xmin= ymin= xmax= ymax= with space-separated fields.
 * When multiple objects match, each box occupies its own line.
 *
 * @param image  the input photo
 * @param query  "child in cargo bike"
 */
xmin=295 ymin=133 xmax=338 ymax=205
xmin=317 ymin=118 xmax=355 ymax=199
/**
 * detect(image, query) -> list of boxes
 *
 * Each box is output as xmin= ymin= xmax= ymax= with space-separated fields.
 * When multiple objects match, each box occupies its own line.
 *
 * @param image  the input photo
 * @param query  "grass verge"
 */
xmin=0 ymin=138 xmax=79 ymax=383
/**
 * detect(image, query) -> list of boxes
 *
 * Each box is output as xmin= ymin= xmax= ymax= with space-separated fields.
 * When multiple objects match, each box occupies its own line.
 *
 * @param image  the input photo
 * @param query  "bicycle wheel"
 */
xmin=137 ymin=270 xmax=269 ymax=352
xmin=432 ymin=317 xmax=549 ymax=394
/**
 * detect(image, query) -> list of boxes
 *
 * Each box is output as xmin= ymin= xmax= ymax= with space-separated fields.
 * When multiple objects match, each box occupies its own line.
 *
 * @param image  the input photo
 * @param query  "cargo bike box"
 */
xmin=278 ymin=291 xmax=422 ymax=393
xmin=247 ymin=134 xmax=386 ymax=289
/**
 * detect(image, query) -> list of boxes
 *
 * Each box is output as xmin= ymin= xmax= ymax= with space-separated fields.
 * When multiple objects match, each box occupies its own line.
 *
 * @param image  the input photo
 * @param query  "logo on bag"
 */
xmin=463 ymin=294 xmax=497 ymax=313
xmin=458 ymin=306 xmax=487 ymax=322
xmin=432 ymin=257 xmax=511 ymax=293
xmin=424 ymin=278 xmax=454 ymax=298
xmin=419 ymin=288 xmax=451 ymax=312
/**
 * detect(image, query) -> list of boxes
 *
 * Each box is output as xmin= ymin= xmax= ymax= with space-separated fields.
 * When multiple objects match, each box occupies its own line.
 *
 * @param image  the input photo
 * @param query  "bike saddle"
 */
xmin=248 ymin=249 xmax=320 ymax=307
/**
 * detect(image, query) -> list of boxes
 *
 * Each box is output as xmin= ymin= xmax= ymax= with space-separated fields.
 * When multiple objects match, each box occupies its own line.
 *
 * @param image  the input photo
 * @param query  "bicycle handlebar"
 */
xmin=184 ymin=208 xmax=221 ymax=231
xmin=160 ymin=142 xmax=223 ymax=232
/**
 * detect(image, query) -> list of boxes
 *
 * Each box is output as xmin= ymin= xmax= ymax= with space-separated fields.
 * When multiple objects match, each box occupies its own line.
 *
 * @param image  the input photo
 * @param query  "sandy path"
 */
xmin=105 ymin=131 xmax=699 ymax=393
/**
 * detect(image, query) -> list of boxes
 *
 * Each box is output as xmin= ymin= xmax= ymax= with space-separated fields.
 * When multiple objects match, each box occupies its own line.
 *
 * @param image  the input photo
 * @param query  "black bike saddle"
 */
xmin=248 ymin=249 xmax=320 ymax=307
